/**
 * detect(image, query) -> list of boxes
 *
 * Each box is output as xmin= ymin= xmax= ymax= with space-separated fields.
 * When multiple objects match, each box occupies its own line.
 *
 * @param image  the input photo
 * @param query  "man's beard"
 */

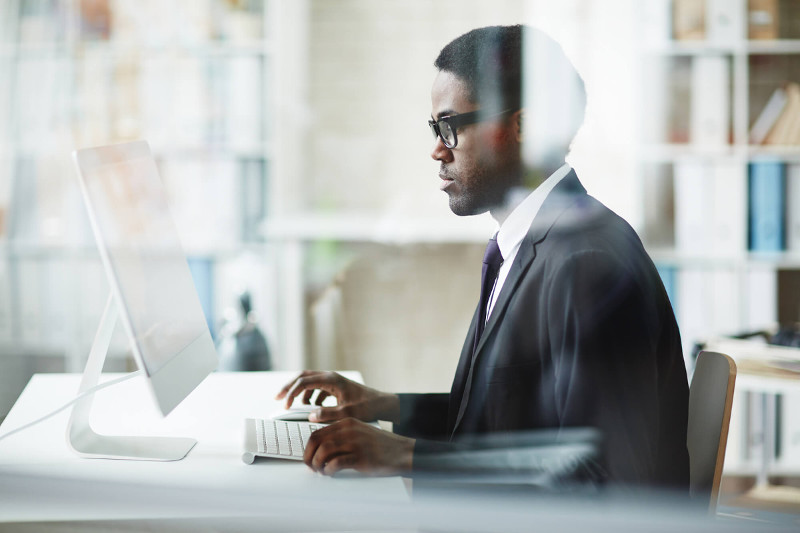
xmin=444 ymin=163 xmax=518 ymax=217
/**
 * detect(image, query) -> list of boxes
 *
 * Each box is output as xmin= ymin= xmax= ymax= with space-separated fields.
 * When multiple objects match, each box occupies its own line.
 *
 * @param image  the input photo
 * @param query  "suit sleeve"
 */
xmin=394 ymin=393 xmax=605 ymax=488
xmin=392 ymin=393 xmax=449 ymax=440
xmin=546 ymin=249 xmax=668 ymax=484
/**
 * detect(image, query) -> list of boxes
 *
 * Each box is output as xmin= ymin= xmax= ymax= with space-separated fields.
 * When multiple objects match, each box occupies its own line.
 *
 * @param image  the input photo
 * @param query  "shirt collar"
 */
xmin=496 ymin=163 xmax=572 ymax=260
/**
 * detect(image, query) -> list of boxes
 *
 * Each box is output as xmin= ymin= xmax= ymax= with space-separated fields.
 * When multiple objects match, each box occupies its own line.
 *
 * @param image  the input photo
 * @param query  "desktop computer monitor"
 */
xmin=69 ymin=140 xmax=218 ymax=461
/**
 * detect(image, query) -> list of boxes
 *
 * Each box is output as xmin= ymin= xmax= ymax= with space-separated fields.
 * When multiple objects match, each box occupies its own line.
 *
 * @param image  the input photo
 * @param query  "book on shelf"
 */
xmin=778 ymin=392 xmax=800 ymax=469
xmin=173 ymin=56 xmax=209 ymax=147
xmin=748 ymin=0 xmax=780 ymax=40
xmin=707 ymin=0 xmax=746 ymax=44
xmin=672 ymin=159 xmax=748 ymax=258
xmin=724 ymin=388 xmax=748 ymax=471
xmin=17 ymin=0 xmax=67 ymax=43
xmin=690 ymin=54 xmax=730 ymax=146
xmin=780 ymin=0 xmax=800 ymax=40
xmin=712 ymin=160 xmax=748 ymax=255
xmin=640 ymin=60 xmax=671 ymax=144
xmin=79 ymin=0 xmax=111 ymax=41
xmin=777 ymin=269 xmax=800 ymax=325
xmin=787 ymin=165 xmax=800 ymax=252
xmin=745 ymin=265 xmax=778 ymax=331
xmin=744 ymin=390 xmax=768 ymax=463
xmin=673 ymin=0 xmax=706 ymax=40
xmin=678 ymin=268 xmax=745 ymax=360
xmin=227 ymin=56 xmax=263 ymax=147
xmin=642 ymin=164 xmax=674 ymax=247
xmin=749 ymin=161 xmax=786 ymax=252
xmin=711 ymin=268 xmax=742 ymax=336
xmin=749 ymin=84 xmax=788 ymax=145
xmin=666 ymin=58 xmax=693 ymax=143
xmin=641 ymin=0 xmax=672 ymax=46
xmin=674 ymin=161 xmax=711 ymax=253
xmin=763 ymin=83 xmax=800 ymax=146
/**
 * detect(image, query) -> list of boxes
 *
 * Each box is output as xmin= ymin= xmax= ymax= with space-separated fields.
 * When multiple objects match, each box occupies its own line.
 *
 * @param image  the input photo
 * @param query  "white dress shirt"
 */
xmin=485 ymin=163 xmax=572 ymax=321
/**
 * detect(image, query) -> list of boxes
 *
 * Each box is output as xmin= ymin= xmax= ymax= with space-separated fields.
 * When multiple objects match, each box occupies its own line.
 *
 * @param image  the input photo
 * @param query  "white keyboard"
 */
xmin=242 ymin=418 xmax=324 ymax=463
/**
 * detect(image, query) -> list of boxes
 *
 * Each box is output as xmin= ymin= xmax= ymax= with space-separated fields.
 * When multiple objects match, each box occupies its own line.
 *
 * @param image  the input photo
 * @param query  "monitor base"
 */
xmin=66 ymin=294 xmax=196 ymax=461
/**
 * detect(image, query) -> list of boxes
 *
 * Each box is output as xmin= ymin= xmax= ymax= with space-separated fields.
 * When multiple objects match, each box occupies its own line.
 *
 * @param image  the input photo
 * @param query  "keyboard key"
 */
xmin=251 ymin=419 xmax=324 ymax=460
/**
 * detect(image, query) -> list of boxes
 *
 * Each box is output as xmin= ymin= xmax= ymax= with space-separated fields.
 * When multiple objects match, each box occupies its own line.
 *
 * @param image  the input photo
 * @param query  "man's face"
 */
xmin=430 ymin=70 xmax=521 ymax=217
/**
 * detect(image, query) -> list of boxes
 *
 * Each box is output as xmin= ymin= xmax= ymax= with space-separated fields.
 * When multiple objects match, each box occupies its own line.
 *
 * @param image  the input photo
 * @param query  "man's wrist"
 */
xmin=375 ymin=392 xmax=401 ymax=422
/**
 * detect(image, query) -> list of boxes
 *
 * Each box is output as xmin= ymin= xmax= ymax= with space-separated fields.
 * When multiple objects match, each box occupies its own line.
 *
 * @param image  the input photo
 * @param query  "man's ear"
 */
xmin=513 ymin=109 xmax=524 ymax=143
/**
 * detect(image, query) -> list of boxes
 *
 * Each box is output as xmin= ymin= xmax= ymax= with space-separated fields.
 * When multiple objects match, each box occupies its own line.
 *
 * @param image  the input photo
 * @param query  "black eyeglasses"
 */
xmin=428 ymin=108 xmax=514 ymax=149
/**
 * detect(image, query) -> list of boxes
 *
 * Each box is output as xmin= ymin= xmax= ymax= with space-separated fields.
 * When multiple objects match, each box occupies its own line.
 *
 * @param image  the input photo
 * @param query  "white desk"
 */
xmin=6 ymin=373 xmax=796 ymax=532
xmin=0 ymin=371 xmax=410 ymax=528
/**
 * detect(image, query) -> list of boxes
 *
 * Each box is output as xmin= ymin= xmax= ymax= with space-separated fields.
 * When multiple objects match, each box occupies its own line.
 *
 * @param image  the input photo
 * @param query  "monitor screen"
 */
xmin=74 ymin=140 xmax=218 ymax=416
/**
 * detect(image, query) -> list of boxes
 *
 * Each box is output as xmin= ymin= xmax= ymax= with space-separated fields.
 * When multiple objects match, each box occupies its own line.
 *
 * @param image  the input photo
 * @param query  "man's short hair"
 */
xmin=434 ymin=25 xmax=524 ymax=110
xmin=434 ymin=25 xmax=586 ymax=154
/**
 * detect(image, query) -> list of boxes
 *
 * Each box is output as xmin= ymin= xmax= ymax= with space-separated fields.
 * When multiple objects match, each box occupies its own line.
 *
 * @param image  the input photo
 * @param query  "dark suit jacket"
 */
xmin=394 ymin=171 xmax=689 ymax=489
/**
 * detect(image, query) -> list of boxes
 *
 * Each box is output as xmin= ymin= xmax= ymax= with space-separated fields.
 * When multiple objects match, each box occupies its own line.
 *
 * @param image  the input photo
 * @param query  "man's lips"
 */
xmin=439 ymin=173 xmax=454 ymax=191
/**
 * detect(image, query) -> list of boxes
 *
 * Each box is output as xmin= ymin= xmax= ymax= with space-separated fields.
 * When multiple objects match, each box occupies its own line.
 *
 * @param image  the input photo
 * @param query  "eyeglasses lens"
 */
xmin=439 ymin=120 xmax=455 ymax=147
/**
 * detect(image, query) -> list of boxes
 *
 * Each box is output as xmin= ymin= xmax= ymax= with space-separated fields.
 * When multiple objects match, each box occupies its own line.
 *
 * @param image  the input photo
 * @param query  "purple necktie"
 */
xmin=474 ymin=235 xmax=503 ymax=351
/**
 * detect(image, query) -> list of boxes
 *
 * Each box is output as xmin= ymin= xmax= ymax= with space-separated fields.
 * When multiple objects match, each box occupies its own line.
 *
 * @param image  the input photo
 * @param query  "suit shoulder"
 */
xmin=542 ymin=194 xmax=644 ymax=255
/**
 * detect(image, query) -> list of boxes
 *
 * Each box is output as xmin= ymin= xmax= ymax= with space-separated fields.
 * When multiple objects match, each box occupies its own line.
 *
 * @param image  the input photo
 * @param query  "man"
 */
xmin=277 ymin=25 xmax=689 ymax=489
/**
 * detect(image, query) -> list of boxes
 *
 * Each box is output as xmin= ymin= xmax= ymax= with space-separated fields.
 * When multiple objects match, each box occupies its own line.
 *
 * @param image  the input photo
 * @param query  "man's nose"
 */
xmin=430 ymin=135 xmax=453 ymax=162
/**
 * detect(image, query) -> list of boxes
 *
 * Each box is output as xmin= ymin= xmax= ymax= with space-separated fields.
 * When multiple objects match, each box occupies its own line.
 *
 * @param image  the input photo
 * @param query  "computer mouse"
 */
xmin=270 ymin=405 xmax=318 ymax=421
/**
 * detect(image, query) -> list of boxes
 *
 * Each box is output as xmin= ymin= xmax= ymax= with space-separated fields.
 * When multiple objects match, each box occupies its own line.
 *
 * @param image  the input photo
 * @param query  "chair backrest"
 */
xmin=687 ymin=350 xmax=737 ymax=514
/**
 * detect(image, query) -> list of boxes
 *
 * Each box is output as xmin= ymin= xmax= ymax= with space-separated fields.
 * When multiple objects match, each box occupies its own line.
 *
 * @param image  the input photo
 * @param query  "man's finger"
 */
xmin=274 ymin=376 xmax=298 ymax=400
xmin=315 ymin=391 xmax=330 ymax=406
xmin=303 ymin=426 xmax=325 ymax=468
xmin=314 ymin=436 xmax=355 ymax=473
xmin=274 ymin=370 xmax=316 ymax=400
xmin=284 ymin=375 xmax=328 ymax=408
xmin=309 ymin=405 xmax=352 ymax=423
xmin=302 ymin=388 xmax=315 ymax=405
xmin=321 ymin=454 xmax=357 ymax=476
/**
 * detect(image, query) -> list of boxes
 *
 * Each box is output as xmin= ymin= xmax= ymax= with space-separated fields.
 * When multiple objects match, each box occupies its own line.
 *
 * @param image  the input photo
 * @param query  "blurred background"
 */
xmin=0 ymin=0 xmax=799 ymax=495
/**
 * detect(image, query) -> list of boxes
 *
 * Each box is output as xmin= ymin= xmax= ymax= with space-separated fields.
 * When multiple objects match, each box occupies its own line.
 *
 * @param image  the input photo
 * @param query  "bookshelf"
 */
xmin=0 ymin=0 xmax=283 ymax=413
xmin=638 ymin=0 xmax=800 ymax=477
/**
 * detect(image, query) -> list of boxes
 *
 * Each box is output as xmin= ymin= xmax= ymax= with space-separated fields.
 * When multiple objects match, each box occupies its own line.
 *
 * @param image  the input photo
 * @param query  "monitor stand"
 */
xmin=65 ymin=294 xmax=197 ymax=461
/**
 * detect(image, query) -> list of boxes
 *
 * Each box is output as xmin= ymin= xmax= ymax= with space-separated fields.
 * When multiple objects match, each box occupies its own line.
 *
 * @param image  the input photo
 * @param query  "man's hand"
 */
xmin=275 ymin=371 xmax=400 ymax=423
xmin=304 ymin=418 xmax=414 ymax=476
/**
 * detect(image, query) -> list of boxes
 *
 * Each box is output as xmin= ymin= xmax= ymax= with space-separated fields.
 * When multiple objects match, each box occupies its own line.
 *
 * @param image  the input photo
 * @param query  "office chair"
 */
xmin=687 ymin=350 xmax=737 ymax=514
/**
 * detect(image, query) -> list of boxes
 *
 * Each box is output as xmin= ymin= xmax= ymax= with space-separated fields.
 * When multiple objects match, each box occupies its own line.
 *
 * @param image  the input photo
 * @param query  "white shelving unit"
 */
xmin=0 ymin=0 xmax=290 ymax=417
xmin=637 ymin=0 xmax=800 ymax=477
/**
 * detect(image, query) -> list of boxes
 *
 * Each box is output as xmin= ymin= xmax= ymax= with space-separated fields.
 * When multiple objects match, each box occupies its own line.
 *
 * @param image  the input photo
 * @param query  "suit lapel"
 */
xmin=450 ymin=170 xmax=586 ymax=437
xmin=447 ymin=307 xmax=479 ymax=431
